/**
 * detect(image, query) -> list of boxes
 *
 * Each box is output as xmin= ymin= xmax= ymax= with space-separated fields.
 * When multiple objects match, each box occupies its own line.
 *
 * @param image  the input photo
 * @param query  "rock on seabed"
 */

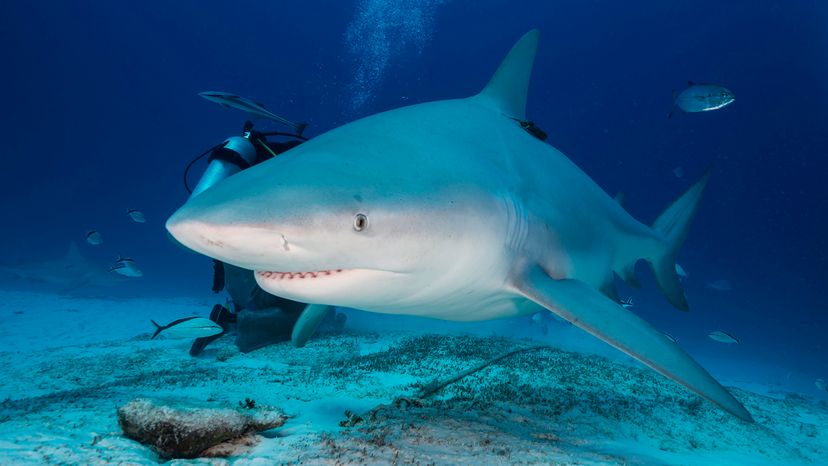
xmin=117 ymin=398 xmax=286 ymax=459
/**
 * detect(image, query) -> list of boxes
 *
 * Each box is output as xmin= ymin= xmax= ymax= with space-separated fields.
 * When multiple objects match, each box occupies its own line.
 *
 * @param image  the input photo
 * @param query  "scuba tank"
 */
xmin=189 ymin=135 xmax=257 ymax=199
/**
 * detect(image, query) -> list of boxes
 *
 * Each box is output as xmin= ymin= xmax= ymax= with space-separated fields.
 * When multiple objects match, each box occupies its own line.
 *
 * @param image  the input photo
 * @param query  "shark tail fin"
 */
xmin=474 ymin=29 xmax=539 ymax=120
xmin=648 ymin=168 xmax=712 ymax=311
xmin=150 ymin=320 xmax=163 ymax=340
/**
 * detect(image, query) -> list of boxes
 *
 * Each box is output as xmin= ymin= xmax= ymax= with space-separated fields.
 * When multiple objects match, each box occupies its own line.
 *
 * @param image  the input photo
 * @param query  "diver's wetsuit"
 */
xmin=189 ymin=137 xmax=336 ymax=356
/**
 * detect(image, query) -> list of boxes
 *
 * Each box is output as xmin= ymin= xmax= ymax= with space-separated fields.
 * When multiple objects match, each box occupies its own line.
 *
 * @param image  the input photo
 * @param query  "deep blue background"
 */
xmin=1 ymin=2 xmax=826 ymax=382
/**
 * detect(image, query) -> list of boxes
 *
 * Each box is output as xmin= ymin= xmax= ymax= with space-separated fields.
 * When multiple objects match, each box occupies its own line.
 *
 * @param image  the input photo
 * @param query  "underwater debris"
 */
xmin=117 ymin=398 xmax=285 ymax=459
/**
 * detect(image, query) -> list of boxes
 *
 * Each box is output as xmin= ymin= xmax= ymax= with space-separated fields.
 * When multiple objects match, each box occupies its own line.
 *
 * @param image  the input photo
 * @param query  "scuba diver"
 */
xmin=179 ymin=114 xmax=346 ymax=357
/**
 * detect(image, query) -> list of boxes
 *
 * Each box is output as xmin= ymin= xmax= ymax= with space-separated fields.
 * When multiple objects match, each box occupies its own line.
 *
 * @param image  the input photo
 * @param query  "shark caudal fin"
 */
xmin=472 ymin=29 xmax=539 ymax=120
xmin=648 ymin=168 xmax=712 ymax=311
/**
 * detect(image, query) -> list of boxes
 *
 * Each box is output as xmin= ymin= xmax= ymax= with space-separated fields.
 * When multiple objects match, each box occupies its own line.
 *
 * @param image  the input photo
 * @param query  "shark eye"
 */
xmin=353 ymin=213 xmax=368 ymax=231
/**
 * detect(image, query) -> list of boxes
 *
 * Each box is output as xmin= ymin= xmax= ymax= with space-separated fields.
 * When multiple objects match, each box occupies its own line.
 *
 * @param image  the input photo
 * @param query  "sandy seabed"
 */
xmin=0 ymin=290 xmax=825 ymax=465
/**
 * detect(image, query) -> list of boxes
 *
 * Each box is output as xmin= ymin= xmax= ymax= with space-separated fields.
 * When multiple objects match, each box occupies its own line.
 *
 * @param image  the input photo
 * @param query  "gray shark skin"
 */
xmin=168 ymin=31 xmax=753 ymax=422
xmin=0 ymin=242 xmax=126 ymax=294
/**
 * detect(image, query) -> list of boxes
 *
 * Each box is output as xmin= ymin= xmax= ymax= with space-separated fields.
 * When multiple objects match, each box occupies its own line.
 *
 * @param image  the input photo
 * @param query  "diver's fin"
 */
xmin=291 ymin=304 xmax=332 ymax=348
xmin=150 ymin=320 xmax=163 ymax=340
xmin=648 ymin=168 xmax=711 ymax=311
xmin=474 ymin=29 xmax=539 ymax=120
xmin=512 ymin=265 xmax=754 ymax=422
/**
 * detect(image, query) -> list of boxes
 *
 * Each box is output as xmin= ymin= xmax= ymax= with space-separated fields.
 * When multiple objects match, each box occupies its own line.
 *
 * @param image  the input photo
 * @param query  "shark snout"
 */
xmin=166 ymin=205 xmax=295 ymax=270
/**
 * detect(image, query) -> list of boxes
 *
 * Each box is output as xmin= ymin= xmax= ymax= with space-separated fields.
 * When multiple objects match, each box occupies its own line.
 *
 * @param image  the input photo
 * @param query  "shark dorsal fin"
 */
xmin=473 ymin=29 xmax=539 ymax=120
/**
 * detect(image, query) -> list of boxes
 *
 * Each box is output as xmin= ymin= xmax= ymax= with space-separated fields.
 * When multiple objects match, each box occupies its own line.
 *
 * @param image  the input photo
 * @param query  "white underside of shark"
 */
xmin=167 ymin=30 xmax=753 ymax=422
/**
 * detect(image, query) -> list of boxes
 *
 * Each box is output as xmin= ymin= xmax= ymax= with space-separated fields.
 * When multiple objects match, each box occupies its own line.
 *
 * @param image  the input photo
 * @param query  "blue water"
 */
xmin=1 ymin=0 xmax=826 ymax=412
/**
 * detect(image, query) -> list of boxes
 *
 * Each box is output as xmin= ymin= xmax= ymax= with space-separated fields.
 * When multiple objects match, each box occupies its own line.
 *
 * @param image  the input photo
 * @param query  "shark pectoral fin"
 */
xmin=513 ymin=265 xmax=754 ymax=422
xmin=291 ymin=304 xmax=332 ymax=348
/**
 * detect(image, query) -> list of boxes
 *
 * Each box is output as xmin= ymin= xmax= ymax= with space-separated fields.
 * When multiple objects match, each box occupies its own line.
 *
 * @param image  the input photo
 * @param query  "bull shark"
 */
xmin=0 ymin=242 xmax=126 ymax=293
xmin=168 ymin=30 xmax=753 ymax=422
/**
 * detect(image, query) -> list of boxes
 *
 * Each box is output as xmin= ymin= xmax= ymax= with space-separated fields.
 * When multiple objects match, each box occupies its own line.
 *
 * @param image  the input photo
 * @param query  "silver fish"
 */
xmin=708 ymin=330 xmax=739 ymax=344
xmin=670 ymin=81 xmax=735 ymax=118
xmin=86 ymin=230 xmax=103 ymax=245
xmin=151 ymin=316 xmax=222 ymax=340
xmin=816 ymin=378 xmax=827 ymax=392
xmin=109 ymin=256 xmax=143 ymax=277
xmin=199 ymin=91 xmax=307 ymax=136
xmin=127 ymin=209 xmax=146 ymax=223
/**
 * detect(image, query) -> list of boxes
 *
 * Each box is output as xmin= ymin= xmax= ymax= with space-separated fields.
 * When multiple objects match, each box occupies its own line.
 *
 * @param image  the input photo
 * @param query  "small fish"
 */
xmin=127 ymin=209 xmax=146 ymax=223
xmin=151 ymin=316 xmax=223 ymax=340
xmin=673 ymin=166 xmax=685 ymax=178
xmin=708 ymin=330 xmax=739 ymax=344
xmin=199 ymin=91 xmax=307 ymax=136
xmin=675 ymin=263 xmax=688 ymax=280
xmin=816 ymin=379 xmax=827 ymax=392
xmin=530 ymin=312 xmax=544 ymax=325
xmin=669 ymin=81 xmax=735 ymax=118
xmin=86 ymin=230 xmax=103 ymax=245
xmin=705 ymin=279 xmax=732 ymax=291
xmin=109 ymin=256 xmax=143 ymax=277
xmin=620 ymin=297 xmax=634 ymax=309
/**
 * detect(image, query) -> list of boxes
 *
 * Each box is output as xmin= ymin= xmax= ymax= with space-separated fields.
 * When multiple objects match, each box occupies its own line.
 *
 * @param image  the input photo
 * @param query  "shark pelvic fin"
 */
xmin=648 ymin=168 xmax=712 ymax=311
xmin=513 ymin=265 xmax=753 ymax=422
xmin=474 ymin=29 xmax=539 ymax=120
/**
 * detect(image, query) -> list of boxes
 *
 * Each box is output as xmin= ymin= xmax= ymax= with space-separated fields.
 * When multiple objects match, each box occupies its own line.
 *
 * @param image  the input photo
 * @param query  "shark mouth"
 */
xmin=256 ymin=269 xmax=346 ymax=280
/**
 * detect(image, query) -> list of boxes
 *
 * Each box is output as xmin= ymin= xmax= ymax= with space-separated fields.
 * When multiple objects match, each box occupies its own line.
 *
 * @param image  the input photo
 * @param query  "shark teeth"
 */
xmin=256 ymin=269 xmax=345 ymax=280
